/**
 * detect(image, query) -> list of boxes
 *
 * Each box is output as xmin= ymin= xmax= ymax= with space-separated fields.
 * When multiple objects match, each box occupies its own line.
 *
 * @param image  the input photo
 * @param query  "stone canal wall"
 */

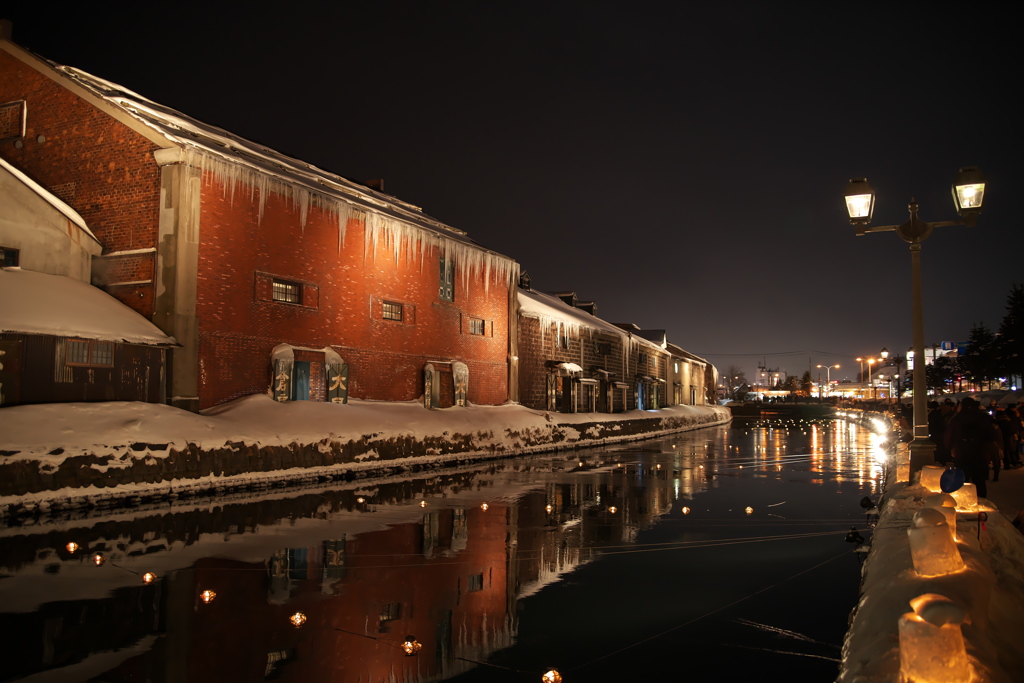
xmin=0 ymin=403 xmax=730 ymax=514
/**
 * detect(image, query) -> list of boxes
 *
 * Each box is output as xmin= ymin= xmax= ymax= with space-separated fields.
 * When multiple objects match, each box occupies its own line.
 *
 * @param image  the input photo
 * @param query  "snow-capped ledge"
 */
xmin=0 ymin=396 xmax=730 ymax=514
xmin=838 ymin=443 xmax=1024 ymax=683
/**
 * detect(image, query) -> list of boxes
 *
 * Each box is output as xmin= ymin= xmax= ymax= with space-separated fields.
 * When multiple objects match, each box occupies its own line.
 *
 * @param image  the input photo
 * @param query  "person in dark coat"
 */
xmin=945 ymin=397 xmax=998 ymax=498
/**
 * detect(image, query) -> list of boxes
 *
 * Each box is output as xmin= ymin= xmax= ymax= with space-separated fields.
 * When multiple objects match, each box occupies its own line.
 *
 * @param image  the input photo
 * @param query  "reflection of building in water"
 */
xmin=0 ymin=439 xmax=728 ymax=681
xmin=174 ymin=504 xmax=515 ymax=682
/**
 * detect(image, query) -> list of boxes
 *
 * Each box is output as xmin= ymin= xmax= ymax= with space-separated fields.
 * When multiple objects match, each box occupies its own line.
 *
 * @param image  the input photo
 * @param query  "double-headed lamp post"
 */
xmin=816 ymin=364 xmax=839 ymax=398
xmin=844 ymin=167 xmax=986 ymax=474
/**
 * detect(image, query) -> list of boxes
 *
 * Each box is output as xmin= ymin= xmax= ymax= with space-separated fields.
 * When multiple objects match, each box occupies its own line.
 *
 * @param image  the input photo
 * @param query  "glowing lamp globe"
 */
xmin=952 ymin=166 xmax=985 ymax=217
xmin=845 ymin=178 xmax=875 ymax=225
xmin=200 ymin=589 xmax=217 ymax=604
xmin=142 ymin=572 xmax=157 ymax=585
xmin=541 ymin=669 xmax=563 ymax=683
xmin=401 ymin=636 xmax=422 ymax=656
xmin=66 ymin=542 xmax=79 ymax=554
xmin=289 ymin=612 xmax=307 ymax=628
xmin=92 ymin=553 xmax=106 ymax=567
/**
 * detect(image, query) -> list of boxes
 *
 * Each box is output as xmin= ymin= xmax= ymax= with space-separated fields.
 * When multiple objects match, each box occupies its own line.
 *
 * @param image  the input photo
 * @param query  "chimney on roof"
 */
xmin=0 ymin=19 xmax=13 ymax=41
xmin=365 ymin=179 xmax=384 ymax=192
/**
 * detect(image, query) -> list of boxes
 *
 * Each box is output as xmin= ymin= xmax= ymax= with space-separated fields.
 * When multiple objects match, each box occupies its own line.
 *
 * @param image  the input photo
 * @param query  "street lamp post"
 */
xmin=844 ymin=167 xmax=986 ymax=475
xmin=816 ymin=364 xmax=839 ymax=400
xmin=866 ymin=358 xmax=877 ymax=400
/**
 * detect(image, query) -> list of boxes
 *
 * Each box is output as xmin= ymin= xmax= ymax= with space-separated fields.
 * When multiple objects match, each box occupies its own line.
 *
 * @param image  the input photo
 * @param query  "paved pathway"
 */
xmin=984 ymin=461 xmax=1024 ymax=523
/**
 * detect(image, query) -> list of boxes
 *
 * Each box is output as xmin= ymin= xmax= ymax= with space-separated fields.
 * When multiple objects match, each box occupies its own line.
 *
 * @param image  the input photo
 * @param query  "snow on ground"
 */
xmin=0 ymin=393 xmax=726 ymax=465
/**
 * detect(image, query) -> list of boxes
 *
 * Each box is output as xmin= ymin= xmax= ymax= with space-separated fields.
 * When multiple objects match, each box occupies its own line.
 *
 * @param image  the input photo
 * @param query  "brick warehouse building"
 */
xmin=0 ymin=33 xmax=518 ymax=411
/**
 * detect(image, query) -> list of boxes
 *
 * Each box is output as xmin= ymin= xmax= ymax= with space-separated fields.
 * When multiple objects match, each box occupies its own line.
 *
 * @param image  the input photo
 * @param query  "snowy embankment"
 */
xmin=839 ymin=446 xmax=1024 ymax=682
xmin=0 ymin=395 xmax=730 ymax=512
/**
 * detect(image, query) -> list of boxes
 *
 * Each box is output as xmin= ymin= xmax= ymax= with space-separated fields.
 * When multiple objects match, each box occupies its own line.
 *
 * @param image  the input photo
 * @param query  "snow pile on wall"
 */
xmin=0 ymin=396 xmax=730 ymax=506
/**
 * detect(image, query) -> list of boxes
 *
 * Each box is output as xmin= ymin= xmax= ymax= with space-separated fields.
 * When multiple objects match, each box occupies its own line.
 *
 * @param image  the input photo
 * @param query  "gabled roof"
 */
xmin=517 ymin=289 xmax=665 ymax=352
xmin=0 ymin=268 xmax=178 ymax=346
xmin=666 ymin=342 xmax=709 ymax=366
xmin=0 ymin=38 xmax=514 ymax=267
xmin=0 ymin=156 xmax=98 ymax=244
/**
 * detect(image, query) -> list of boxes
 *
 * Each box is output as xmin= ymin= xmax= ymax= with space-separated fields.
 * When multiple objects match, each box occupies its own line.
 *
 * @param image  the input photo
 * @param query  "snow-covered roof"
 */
xmin=519 ymin=289 xmax=626 ymax=337
xmin=518 ymin=289 xmax=667 ymax=352
xmin=0 ymin=156 xmax=97 ymax=242
xmin=40 ymin=58 xmax=510 ymax=261
xmin=0 ymin=268 xmax=177 ymax=346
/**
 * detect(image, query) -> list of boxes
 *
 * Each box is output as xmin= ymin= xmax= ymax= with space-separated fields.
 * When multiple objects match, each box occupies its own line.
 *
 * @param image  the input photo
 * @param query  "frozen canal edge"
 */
xmin=0 ymin=401 xmax=730 ymax=515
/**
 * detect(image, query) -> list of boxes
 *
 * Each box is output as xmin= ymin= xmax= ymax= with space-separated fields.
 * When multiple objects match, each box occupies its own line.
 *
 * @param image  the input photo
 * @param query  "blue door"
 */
xmin=292 ymin=361 xmax=310 ymax=401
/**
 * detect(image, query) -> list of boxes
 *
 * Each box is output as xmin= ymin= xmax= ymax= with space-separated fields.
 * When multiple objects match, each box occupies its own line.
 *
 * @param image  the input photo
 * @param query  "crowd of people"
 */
xmin=926 ymin=397 xmax=1023 ymax=498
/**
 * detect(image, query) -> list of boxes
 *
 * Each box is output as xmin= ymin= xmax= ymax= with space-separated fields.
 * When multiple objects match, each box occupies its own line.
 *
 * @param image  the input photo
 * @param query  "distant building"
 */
xmin=1 ymin=35 xmax=517 ymax=411
xmin=516 ymin=283 xmax=712 ymax=413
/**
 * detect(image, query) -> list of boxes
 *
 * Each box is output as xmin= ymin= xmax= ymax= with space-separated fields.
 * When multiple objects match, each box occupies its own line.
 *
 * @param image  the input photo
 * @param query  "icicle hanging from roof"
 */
xmin=181 ymin=148 xmax=514 ymax=286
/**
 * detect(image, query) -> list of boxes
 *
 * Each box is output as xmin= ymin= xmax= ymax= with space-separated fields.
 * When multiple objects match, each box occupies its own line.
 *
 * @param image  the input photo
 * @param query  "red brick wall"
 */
xmin=0 ymin=49 xmax=162 ymax=317
xmin=196 ymin=178 xmax=511 ymax=408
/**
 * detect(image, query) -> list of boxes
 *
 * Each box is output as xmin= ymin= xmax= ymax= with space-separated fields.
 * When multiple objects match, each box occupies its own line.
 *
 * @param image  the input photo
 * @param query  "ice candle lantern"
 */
xmin=899 ymin=593 xmax=972 ymax=683
xmin=919 ymin=465 xmax=945 ymax=492
xmin=907 ymin=508 xmax=965 ymax=576
xmin=950 ymin=482 xmax=978 ymax=510
xmin=923 ymin=493 xmax=958 ymax=536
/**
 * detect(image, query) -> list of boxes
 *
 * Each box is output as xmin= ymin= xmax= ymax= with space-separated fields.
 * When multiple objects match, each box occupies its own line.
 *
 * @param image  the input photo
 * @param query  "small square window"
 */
xmin=383 ymin=301 xmax=404 ymax=321
xmin=380 ymin=602 xmax=401 ymax=621
xmin=272 ymin=279 xmax=302 ymax=304
xmin=1 ymin=247 xmax=18 ymax=267
xmin=468 ymin=573 xmax=484 ymax=592
xmin=469 ymin=318 xmax=485 ymax=335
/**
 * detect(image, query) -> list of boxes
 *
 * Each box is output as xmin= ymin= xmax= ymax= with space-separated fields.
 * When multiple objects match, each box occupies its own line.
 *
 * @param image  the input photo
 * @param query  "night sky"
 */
xmin=5 ymin=4 xmax=1020 ymax=382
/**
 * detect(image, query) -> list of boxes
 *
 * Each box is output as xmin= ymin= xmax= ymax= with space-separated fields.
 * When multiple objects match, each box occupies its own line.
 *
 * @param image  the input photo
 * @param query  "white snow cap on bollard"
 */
xmin=899 ymin=593 xmax=972 ymax=683
xmin=907 ymin=508 xmax=965 ymax=576
xmin=919 ymin=465 xmax=945 ymax=492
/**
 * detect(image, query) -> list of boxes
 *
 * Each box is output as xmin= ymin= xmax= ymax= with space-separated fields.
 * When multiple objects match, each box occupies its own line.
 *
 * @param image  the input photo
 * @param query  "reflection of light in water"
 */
xmin=401 ymin=636 xmax=423 ymax=656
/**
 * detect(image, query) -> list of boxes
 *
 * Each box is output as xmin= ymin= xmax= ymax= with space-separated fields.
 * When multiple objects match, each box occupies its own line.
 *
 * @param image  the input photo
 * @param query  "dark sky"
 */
xmin=5 ymin=3 xmax=1020 ymax=381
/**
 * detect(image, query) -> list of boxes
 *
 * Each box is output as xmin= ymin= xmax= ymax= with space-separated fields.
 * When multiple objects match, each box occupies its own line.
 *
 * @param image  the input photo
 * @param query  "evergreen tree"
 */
xmin=800 ymin=370 xmax=813 ymax=396
xmin=961 ymin=322 xmax=997 ymax=390
xmin=927 ymin=355 xmax=958 ymax=393
xmin=995 ymin=284 xmax=1024 ymax=388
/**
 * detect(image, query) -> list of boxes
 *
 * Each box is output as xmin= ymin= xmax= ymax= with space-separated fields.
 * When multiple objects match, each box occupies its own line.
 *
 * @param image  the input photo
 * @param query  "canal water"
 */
xmin=0 ymin=417 xmax=886 ymax=682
